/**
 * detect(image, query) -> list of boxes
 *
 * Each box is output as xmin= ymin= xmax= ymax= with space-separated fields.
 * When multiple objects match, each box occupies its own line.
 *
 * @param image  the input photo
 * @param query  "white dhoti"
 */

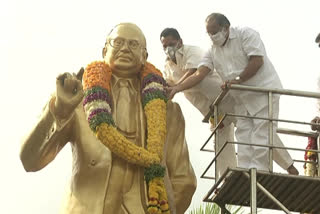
xmin=235 ymin=100 xmax=293 ymax=171
xmin=215 ymin=123 xmax=237 ymax=179
xmin=184 ymin=83 xmax=237 ymax=179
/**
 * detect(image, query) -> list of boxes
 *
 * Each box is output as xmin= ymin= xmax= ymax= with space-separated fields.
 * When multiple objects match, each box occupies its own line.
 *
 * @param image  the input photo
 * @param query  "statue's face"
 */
xmin=104 ymin=24 xmax=147 ymax=76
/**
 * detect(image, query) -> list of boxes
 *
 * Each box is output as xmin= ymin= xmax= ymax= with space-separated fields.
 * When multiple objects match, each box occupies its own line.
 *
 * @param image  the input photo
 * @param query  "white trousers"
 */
xmin=235 ymin=100 xmax=293 ymax=171
xmin=215 ymin=123 xmax=237 ymax=179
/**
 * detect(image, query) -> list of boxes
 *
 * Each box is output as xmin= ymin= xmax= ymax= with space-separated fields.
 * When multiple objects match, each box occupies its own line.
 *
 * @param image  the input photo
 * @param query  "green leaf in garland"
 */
xmin=144 ymin=164 xmax=166 ymax=183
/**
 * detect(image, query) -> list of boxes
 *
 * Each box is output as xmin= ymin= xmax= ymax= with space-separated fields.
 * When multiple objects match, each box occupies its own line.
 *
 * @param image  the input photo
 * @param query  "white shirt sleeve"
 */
xmin=240 ymin=27 xmax=265 ymax=57
xmin=183 ymin=46 xmax=204 ymax=70
xmin=198 ymin=48 xmax=214 ymax=71
xmin=163 ymin=62 xmax=171 ymax=81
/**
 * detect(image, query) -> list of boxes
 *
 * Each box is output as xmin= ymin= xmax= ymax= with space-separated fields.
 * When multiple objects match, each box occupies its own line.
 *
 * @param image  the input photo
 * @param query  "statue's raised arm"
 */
xmin=20 ymin=68 xmax=84 ymax=172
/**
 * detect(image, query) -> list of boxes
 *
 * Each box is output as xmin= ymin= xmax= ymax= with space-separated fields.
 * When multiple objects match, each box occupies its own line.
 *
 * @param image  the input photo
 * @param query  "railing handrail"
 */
xmin=201 ymin=84 xmax=320 ymax=181
xmin=229 ymin=84 xmax=320 ymax=98
xmin=277 ymin=128 xmax=319 ymax=138
xmin=203 ymin=84 xmax=320 ymax=123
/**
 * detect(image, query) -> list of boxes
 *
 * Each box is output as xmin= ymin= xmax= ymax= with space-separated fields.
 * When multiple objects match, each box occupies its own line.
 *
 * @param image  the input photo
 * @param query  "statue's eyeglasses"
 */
xmin=109 ymin=38 xmax=143 ymax=50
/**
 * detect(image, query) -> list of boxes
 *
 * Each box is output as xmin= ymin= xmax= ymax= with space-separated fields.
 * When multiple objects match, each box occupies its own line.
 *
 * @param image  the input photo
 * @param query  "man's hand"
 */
xmin=166 ymin=86 xmax=179 ymax=100
xmin=221 ymin=79 xmax=242 ymax=90
xmin=54 ymin=67 xmax=84 ymax=119
xmin=166 ymin=79 xmax=176 ymax=87
xmin=311 ymin=116 xmax=320 ymax=131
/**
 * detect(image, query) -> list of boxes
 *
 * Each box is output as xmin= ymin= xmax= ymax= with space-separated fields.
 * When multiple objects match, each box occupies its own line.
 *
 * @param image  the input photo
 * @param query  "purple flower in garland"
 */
xmin=141 ymin=73 xmax=167 ymax=89
xmin=83 ymin=91 xmax=112 ymax=107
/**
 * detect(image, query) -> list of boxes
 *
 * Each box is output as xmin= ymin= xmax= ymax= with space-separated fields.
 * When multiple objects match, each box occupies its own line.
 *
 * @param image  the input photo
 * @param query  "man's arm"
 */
xmin=240 ymin=55 xmax=263 ymax=81
xmin=223 ymin=55 xmax=263 ymax=88
xmin=174 ymin=45 xmax=204 ymax=85
xmin=168 ymin=65 xmax=211 ymax=99
xmin=175 ymin=68 xmax=196 ymax=85
xmin=223 ymin=27 xmax=266 ymax=88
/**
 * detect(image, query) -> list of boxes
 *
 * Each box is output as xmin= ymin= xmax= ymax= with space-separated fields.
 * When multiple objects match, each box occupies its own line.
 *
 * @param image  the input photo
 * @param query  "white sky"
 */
xmin=1 ymin=0 xmax=320 ymax=213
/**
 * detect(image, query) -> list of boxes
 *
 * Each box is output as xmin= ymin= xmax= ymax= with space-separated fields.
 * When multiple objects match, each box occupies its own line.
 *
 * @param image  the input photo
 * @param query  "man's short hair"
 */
xmin=206 ymin=13 xmax=231 ymax=27
xmin=160 ymin=28 xmax=181 ymax=40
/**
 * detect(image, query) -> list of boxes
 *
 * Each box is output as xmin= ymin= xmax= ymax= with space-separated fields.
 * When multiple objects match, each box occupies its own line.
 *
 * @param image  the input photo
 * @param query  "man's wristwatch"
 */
xmin=235 ymin=76 xmax=242 ymax=83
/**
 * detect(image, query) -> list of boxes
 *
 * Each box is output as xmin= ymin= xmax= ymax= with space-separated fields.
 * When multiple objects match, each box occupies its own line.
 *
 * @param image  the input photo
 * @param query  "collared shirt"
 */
xmin=164 ymin=45 xmax=235 ymax=117
xmin=163 ymin=45 xmax=204 ymax=83
xmin=199 ymin=26 xmax=283 ymax=115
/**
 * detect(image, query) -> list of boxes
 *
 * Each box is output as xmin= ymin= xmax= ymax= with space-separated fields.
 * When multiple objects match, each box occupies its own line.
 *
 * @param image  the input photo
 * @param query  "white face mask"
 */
xmin=209 ymin=29 xmax=227 ymax=46
xmin=164 ymin=44 xmax=179 ymax=60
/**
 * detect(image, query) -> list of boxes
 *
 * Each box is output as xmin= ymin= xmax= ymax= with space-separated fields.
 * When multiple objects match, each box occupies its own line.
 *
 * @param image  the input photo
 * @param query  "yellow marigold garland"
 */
xmin=82 ymin=61 xmax=170 ymax=214
xmin=96 ymin=123 xmax=160 ymax=166
xmin=145 ymin=99 xmax=167 ymax=160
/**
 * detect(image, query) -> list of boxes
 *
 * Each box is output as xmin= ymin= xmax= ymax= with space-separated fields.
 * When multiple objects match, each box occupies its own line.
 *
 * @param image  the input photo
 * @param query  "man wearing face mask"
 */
xmin=160 ymin=28 xmax=237 ymax=179
xmin=167 ymin=13 xmax=298 ymax=174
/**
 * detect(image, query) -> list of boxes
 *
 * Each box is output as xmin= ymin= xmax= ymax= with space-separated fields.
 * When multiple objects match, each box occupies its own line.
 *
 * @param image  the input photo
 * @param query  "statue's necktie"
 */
xmin=115 ymin=79 xmax=135 ymax=133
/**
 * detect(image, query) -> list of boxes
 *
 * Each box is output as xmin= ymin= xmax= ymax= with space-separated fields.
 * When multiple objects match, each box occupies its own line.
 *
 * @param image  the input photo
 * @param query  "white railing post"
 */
xmin=268 ymin=92 xmax=273 ymax=172
xmin=214 ymin=104 xmax=219 ymax=182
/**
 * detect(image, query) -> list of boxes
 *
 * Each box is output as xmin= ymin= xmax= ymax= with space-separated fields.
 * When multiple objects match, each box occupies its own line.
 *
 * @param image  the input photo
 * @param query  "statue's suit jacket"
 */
xmin=20 ymin=95 xmax=197 ymax=214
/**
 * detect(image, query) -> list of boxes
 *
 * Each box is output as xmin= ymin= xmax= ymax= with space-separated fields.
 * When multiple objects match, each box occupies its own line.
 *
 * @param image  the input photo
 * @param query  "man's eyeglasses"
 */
xmin=108 ymin=38 xmax=143 ymax=50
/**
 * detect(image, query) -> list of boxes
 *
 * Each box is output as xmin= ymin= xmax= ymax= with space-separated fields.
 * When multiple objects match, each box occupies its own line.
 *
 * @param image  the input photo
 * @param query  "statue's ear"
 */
xmin=145 ymin=50 xmax=148 ymax=60
xmin=102 ymin=46 xmax=107 ymax=58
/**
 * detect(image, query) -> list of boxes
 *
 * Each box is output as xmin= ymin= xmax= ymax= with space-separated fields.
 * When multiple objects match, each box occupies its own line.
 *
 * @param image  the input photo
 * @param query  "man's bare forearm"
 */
xmin=176 ymin=66 xmax=211 ymax=92
xmin=176 ymin=68 xmax=196 ymax=85
xmin=238 ymin=55 xmax=263 ymax=82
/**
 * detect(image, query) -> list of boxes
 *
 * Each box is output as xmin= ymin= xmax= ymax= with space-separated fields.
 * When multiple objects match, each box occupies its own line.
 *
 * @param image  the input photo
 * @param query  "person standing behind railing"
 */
xmin=159 ymin=28 xmax=237 ymax=179
xmin=310 ymin=33 xmax=320 ymax=130
xmin=167 ymin=12 xmax=298 ymax=173
xmin=308 ymin=34 xmax=320 ymax=178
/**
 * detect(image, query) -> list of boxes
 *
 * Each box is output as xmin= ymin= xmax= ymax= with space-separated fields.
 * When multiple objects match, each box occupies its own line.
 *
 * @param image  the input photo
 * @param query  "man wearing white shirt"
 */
xmin=167 ymin=14 xmax=298 ymax=173
xmin=160 ymin=28 xmax=237 ymax=178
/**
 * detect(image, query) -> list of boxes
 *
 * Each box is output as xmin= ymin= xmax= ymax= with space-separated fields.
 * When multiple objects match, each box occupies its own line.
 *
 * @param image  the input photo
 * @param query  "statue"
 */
xmin=20 ymin=22 xmax=196 ymax=214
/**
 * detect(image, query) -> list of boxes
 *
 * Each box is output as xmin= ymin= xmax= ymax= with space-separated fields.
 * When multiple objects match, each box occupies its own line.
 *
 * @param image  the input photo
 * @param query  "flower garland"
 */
xmin=82 ymin=61 xmax=170 ymax=214
xmin=304 ymin=136 xmax=318 ymax=177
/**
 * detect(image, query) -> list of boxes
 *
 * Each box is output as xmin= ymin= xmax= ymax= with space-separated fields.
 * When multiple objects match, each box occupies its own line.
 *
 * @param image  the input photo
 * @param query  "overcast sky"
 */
xmin=1 ymin=0 xmax=320 ymax=213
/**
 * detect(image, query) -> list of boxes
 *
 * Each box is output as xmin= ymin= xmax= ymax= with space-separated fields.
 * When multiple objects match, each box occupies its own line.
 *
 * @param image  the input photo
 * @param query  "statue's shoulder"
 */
xmin=167 ymin=100 xmax=181 ymax=111
xmin=166 ymin=100 xmax=184 ymax=121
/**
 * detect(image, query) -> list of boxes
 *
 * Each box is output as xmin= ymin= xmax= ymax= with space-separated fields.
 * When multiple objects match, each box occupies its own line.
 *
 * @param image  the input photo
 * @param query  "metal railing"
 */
xmin=201 ymin=84 xmax=320 ymax=182
xmin=200 ymin=84 xmax=320 ymax=213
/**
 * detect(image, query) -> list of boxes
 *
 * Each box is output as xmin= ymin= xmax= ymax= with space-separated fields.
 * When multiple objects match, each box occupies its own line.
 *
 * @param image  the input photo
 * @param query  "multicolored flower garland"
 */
xmin=82 ymin=61 xmax=170 ymax=214
xmin=304 ymin=136 xmax=318 ymax=177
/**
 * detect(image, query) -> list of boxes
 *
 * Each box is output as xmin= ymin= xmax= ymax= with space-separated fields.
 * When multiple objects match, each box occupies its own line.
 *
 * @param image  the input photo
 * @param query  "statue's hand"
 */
xmin=54 ymin=68 xmax=84 ymax=119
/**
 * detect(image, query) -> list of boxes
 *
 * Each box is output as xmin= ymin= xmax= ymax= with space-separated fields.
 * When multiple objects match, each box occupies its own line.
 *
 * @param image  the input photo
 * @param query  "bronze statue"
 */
xmin=20 ymin=23 xmax=196 ymax=214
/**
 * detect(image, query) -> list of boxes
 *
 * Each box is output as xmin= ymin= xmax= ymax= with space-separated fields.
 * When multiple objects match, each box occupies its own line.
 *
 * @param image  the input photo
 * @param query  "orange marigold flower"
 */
xmin=83 ymin=61 xmax=112 ymax=91
xmin=141 ymin=62 xmax=163 ymax=79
